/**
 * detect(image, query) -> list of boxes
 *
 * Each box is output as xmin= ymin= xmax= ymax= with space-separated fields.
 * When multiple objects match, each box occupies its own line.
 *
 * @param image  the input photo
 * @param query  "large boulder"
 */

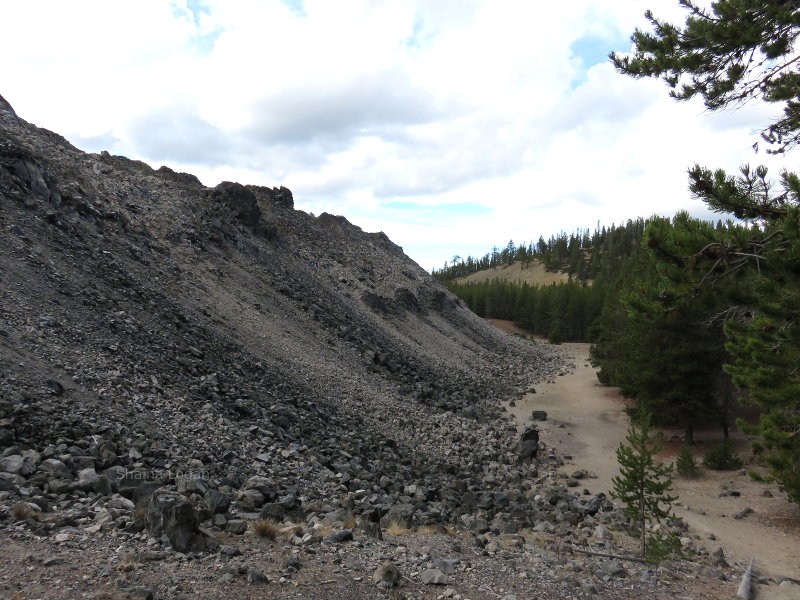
xmin=0 ymin=455 xmax=26 ymax=475
xmin=420 ymin=568 xmax=449 ymax=585
xmin=157 ymin=165 xmax=202 ymax=187
xmin=394 ymin=288 xmax=420 ymax=313
xmin=260 ymin=502 xmax=286 ymax=521
xmin=39 ymin=458 xmax=71 ymax=479
xmin=144 ymin=489 xmax=200 ymax=552
xmin=204 ymin=489 xmax=231 ymax=515
xmin=236 ymin=488 xmax=265 ymax=511
xmin=0 ymin=93 xmax=15 ymax=115
xmin=176 ymin=472 xmax=207 ymax=496
xmin=75 ymin=467 xmax=100 ymax=490
xmin=242 ymin=476 xmax=275 ymax=494
xmin=518 ymin=426 xmax=539 ymax=462
xmin=271 ymin=186 xmax=293 ymax=209
xmin=0 ymin=472 xmax=23 ymax=492
xmin=118 ymin=470 xmax=162 ymax=503
xmin=0 ymin=426 xmax=14 ymax=446
xmin=380 ymin=503 xmax=415 ymax=529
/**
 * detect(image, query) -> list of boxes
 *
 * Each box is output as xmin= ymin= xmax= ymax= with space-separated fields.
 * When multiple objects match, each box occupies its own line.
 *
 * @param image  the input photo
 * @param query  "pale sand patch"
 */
xmin=487 ymin=320 xmax=800 ymax=599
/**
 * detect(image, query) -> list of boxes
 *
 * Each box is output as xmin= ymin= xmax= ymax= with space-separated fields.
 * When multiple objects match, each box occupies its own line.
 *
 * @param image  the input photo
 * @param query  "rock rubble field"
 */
xmin=0 ymin=94 xmax=739 ymax=598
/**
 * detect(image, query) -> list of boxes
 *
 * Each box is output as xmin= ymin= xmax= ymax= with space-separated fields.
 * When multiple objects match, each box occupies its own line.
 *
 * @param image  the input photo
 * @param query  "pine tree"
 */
xmin=611 ymin=0 xmax=800 ymax=153
xmin=589 ymin=216 xmax=730 ymax=443
xmin=675 ymin=444 xmax=700 ymax=478
xmin=614 ymin=0 xmax=800 ymax=504
xmin=611 ymin=413 xmax=677 ymax=561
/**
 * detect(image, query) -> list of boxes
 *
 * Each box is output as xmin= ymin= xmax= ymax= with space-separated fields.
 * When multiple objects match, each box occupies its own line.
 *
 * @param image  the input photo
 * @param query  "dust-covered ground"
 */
xmin=489 ymin=319 xmax=800 ymax=600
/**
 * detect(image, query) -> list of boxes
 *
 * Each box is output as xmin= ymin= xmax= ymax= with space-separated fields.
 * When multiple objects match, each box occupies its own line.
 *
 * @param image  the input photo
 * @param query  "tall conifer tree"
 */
xmin=614 ymin=0 xmax=800 ymax=503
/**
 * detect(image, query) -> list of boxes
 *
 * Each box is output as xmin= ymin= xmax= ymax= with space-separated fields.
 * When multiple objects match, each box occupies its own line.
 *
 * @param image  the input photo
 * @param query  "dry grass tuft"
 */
xmin=444 ymin=524 xmax=460 ymax=537
xmin=11 ymin=502 xmax=34 ymax=522
xmin=252 ymin=519 xmax=279 ymax=540
xmin=132 ymin=506 xmax=146 ymax=521
xmin=117 ymin=552 xmax=141 ymax=572
xmin=342 ymin=515 xmax=357 ymax=529
xmin=522 ymin=530 xmax=554 ymax=547
xmin=416 ymin=525 xmax=440 ymax=535
xmin=386 ymin=520 xmax=410 ymax=536
xmin=498 ymin=534 xmax=526 ymax=549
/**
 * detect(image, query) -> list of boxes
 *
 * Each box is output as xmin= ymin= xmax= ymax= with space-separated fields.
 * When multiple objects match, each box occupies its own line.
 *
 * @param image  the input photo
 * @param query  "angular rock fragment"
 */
xmin=144 ymin=489 xmax=201 ymax=552
xmin=373 ymin=562 xmax=400 ymax=588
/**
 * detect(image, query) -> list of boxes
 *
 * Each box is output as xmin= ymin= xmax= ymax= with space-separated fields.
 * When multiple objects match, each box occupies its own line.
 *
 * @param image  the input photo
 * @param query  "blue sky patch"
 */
xmin=171 ymin=0 xmax=223 ymax=55
xmin=281 ymin=0 xmax=306 ymax=17
xmin=569 ymin=30 xmax=629 ymax=88
xmin=571 ymin=33 xmax=615 ymax=68
xmin=185 ymin=0 xmax=210 ymax=18
xmin=402 ymin=14 xmax=426 ymax=52
xmin=192 ymin=30 xmax=222 ymax=55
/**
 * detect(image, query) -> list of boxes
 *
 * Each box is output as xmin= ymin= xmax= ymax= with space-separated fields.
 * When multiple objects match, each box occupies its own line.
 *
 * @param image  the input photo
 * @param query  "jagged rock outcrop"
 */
xmin=0 ymin=94 xmax=14 ymax=115
xmin=208 ymin=181 xmax=262 ymax=229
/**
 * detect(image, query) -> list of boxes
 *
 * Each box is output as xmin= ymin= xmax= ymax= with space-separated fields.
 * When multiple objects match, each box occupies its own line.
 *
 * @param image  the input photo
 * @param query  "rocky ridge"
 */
xmin=0 ymin=95 xmax=736 ymax=598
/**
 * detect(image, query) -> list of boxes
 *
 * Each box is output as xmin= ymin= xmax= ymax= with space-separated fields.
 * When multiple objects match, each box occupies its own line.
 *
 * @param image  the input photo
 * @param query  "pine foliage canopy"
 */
xmin=613 ymin=0 xmax=800 ymax=503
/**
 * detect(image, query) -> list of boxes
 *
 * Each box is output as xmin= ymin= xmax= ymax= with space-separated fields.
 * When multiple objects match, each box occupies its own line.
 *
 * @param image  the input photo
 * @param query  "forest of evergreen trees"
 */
xmin=434 ymin=218 xmax=654 ymax=342
xmin=436 ymin=214 xmax=784 ymax=481
xmin=433 ymin=219 xmax=645 ymax=283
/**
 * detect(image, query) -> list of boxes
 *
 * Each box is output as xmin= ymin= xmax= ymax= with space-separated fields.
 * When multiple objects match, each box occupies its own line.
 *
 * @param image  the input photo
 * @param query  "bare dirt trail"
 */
xmin=509 ymin=342 xmax=630 ymax=493
xmin=486 ymin=321 xmax=800 ymax=598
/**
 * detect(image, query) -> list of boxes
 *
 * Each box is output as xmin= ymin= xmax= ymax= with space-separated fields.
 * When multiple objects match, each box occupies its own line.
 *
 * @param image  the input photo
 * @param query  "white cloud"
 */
xmin=1 ymin=0 xmax=792 ymax=271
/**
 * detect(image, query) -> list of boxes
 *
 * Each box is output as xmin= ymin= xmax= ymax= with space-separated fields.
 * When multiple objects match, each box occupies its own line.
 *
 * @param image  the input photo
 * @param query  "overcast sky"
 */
xmin=1 ymin=1 xmax=793 ymax=270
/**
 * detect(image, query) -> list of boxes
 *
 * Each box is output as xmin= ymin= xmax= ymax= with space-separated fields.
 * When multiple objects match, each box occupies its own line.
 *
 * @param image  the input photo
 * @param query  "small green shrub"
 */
xmin=675 ymin=445 xmax=700 ymax=477
xmin=748 ymin=470 xmax=770 ymax=483
xmin=703 ymin=440 xmax=743 ymax=470
xmin=645 ymin=532 xmax=682 ymax=564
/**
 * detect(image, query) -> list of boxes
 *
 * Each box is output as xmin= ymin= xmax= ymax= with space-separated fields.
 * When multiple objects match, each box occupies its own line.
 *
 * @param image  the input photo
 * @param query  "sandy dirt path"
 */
xmin=487 ymin=321 xmax=800 ymax=599
xmin=506 ymin=341 xmax=631 ymax=504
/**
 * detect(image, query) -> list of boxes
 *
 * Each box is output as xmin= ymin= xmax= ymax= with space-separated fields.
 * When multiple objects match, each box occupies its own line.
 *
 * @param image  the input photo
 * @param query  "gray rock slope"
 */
xmin=0 ymin=94 xmax=568 ymax=531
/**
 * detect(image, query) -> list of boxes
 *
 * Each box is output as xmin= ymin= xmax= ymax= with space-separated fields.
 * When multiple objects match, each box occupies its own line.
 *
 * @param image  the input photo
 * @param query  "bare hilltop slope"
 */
xmin=0 ymin=97 xmax=741 ymax=599
xmin=457 ymin=260 xmax=570 ymax=286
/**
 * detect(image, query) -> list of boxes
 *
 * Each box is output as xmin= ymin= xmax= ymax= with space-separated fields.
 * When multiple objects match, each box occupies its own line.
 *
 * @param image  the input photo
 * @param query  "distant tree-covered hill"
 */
xmin=433 ymin=219 xmax=645 ymax=284
xmin=433 ymin=218 xmax=652 ymax=342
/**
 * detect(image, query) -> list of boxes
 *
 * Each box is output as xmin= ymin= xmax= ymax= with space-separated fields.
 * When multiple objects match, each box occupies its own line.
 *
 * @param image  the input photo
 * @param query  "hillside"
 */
xmin=436 ymin=221 xmax=650 ymax=343
xmin=456 ymin=260 xmax=571 ymax=286
xmin=0 ymin=92 xmax=561 ymax=501
xmin=0 ymin=96 xmax=738 ymax=599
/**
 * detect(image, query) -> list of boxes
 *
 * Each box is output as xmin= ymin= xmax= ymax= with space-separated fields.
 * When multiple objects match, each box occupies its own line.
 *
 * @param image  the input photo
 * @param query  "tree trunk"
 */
xmin=684 ymin=423 xmax=694 ymax=446
xmin=639 ymin=497 xmax=646 ymax=560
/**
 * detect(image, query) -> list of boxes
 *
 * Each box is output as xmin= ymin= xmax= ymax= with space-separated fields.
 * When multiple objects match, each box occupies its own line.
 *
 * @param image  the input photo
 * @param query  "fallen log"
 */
xmin=570 ymin=546 xmax=647 ymax=564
